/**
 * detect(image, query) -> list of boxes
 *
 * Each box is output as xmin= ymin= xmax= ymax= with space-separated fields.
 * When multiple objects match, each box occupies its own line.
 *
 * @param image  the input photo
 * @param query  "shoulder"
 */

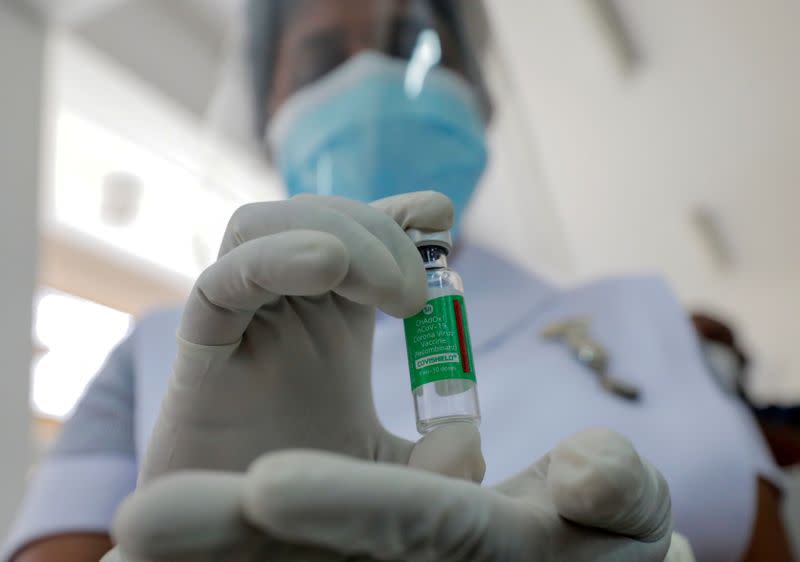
xmin=548 ymin=273 xmax=698 ymax=357
xmin=123 ymin=305 xmax=183 ymax=383
xmin=555 ymin=273 xmax=688 ymax=330
xmin=560 ymin=272 xmax=676 ymax=298
xmin=124 ymin=306 xmax=183 ymax=352
xmin=133 ymin=306 xmax=183 ymax=335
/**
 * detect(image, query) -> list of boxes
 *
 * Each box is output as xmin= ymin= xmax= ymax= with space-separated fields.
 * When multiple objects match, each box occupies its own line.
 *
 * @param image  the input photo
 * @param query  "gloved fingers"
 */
xmin=536 ymin=525 xmax=673 ymax=562
xmin=370 ymin=190 xmax=455 ymax=233
xmin=111 ymin=471 xmax=254 ymax=562
xmin=664 ymin=533 xmax=697 ymax=562
xmin=545 ymin=428 xmax=673 ymax=542
xmin=243 ymin=450 xmax=493 ymax=562
xmin=99 ymin=549 xmax=126 ymax=562
xmin=407 ymin=421 xmax=485 ymax=483
xmin=112 ymin=467 xmax=348 ymax=562
xmin=243 ymin=448 xmax=673 ymax=562
xmin=181 ymin=229 xmax=356 ymax=345
xmin=301 ymin=191 xmax=454 ymax=317
xmin=183 ymin=196 xmax=430 ymax=345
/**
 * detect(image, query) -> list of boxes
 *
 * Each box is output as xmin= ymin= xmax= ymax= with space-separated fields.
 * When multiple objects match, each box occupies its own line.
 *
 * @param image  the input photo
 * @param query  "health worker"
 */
xmin=3 ymin=1 xmax=783 ymax=561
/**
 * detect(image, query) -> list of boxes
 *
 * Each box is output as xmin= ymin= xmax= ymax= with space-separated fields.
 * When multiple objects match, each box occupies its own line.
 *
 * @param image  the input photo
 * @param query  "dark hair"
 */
xmin=245 ymin=0 xmax=492 ymax=138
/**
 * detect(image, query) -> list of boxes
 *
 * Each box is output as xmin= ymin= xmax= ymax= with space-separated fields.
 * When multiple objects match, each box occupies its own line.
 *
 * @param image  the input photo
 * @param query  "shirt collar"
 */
xmin=378 ymin=242 xmax=557 ymax=350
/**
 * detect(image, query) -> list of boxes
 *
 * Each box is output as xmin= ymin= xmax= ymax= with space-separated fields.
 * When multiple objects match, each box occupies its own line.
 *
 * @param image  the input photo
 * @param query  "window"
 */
xmin=32 ymin=289 xmax=132 ymax=420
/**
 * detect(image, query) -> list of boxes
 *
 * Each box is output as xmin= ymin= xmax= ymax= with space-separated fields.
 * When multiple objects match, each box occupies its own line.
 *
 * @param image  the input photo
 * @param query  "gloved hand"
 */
xmin=103 ymin=192 xmax=674 ymax=561
xmin=104 ymin=428 xmax=673 ymax=561
xmin=666 ymin=533 xmax=697 ymax=562
xmin=141 ymin=191 xmax=484 ymax=483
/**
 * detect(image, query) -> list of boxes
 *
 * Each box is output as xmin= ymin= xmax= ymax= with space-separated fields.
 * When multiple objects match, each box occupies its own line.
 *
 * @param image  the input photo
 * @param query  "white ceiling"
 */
xmin=74 ymin=0 xmax=232 ymax=115
xmin=22 ymin=0 xmax=239 ymax=114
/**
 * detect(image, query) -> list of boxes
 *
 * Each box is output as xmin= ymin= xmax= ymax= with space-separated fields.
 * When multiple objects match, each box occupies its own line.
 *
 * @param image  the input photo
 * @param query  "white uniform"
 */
xmin=1 ymin=244 xmax=778 ymax=562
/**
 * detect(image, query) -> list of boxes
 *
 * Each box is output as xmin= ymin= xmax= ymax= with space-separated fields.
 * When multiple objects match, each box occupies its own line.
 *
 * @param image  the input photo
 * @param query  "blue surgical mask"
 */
xmin=266 ymin=52 xmax=488 ymax=228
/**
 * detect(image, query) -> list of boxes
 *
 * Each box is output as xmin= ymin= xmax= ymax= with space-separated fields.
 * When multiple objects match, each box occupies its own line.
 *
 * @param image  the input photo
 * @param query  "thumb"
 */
xmin=546 ymin=428 xmax=672 ymax=542
xmin=99 ymin=548 xmax=127 ymax=562
xmin=408 ymin=421 xmax=485 ymax=483
xmin=371 ymin=190 xmax=454 ymax=232
xmin=664 ymin=533 xmax=697 ymax=562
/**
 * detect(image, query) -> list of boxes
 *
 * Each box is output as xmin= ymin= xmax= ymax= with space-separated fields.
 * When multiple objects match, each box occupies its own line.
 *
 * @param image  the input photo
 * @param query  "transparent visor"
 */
xmin=264 ymin=0 xmax=472 ymax=115
xmin=263 ymin=1 xmax=489 ymax=212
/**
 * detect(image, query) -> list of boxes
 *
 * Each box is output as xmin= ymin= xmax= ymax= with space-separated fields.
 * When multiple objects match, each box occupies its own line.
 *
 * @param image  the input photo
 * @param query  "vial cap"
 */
xmin=406 ymin=228 xmax=453 ymax=254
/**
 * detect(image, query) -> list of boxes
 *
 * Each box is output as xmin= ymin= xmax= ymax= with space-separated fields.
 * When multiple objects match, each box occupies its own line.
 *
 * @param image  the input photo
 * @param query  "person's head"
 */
xmin=245 ymin=0 xmax=492 ymax=231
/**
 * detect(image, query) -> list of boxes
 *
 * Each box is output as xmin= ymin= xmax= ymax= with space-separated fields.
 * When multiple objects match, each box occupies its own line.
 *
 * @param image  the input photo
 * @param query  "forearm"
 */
xmin=12 ymin=533 xmax=112 ymax=562
xmin=742 ymin=477 xmax=794 ymax=562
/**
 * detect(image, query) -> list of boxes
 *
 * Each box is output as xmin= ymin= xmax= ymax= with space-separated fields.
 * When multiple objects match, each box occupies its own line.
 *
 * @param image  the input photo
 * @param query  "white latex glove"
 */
xmin=665 ymin=533 xmax=697 ymax=562
xmin=104 ymin=192 xmax=673 ymax=561
xmin=105 ymin=428 xmax=672 ymax=562
xmin=141 ymin=191 xmax=484 ymax=482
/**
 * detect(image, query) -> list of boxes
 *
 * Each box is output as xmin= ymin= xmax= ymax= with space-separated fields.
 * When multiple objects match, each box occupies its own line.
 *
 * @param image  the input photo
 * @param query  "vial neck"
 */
xmin=419 ymin=245 xmax=449 ymax=269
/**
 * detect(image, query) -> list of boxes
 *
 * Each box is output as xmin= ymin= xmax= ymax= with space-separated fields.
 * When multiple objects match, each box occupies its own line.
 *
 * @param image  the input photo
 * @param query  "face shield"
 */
xmin=241 ymin=0 xmax=492 ymax=227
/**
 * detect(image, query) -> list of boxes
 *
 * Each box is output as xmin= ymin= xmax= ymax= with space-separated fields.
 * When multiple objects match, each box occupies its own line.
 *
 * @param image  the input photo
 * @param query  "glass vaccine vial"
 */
xmin=403 ymin=228 xmax=481 ymax=433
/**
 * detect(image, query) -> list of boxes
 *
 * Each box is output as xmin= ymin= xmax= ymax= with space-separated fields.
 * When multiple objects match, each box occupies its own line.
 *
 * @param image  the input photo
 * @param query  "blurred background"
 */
xmin=1 ymin=0 xmax=798 ymax=553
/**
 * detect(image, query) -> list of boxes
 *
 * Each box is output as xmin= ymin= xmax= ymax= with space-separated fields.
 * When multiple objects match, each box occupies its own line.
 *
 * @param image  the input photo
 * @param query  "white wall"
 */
xmin=488 ymin=0 xmax=800 ymax=400
xmin=463 ymin=41 xmax=575 ymax=281
xmin=0 ymin=2 xmax=44 ymax=534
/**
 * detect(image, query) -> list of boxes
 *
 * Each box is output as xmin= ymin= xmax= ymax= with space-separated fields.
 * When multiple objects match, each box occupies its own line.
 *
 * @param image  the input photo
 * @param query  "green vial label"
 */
xmin=403 ymin=294 xmax=476 ymax=390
